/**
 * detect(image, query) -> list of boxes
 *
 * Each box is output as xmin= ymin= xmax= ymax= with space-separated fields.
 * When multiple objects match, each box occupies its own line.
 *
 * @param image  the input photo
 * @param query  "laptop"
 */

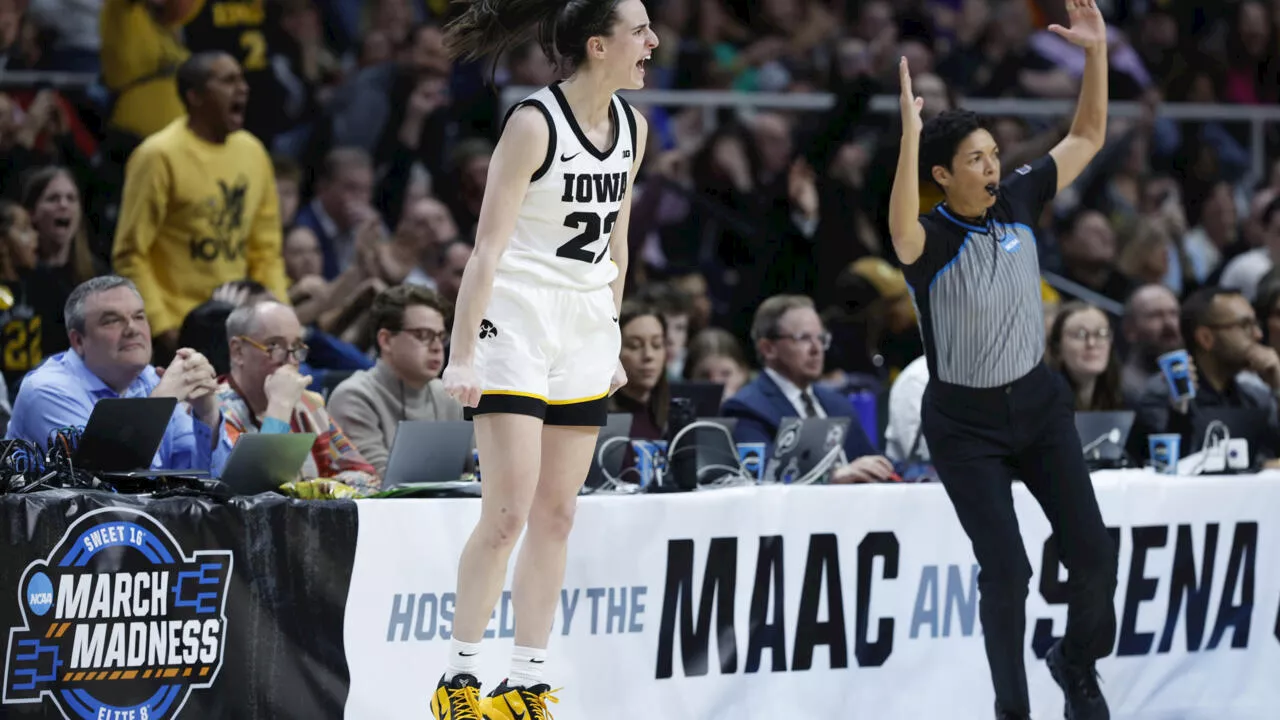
xmin=383 ymin=420 xmax=476 ymax=488
xmin=584 ymin=413 xmax=634 ymax=489
xmin=217 ymin=432 xmax=317 ymax=494
xmin=669 ymin=381 xmax=724 ymax=418
xmin=1074 ymin=411 xmax=1136 ymax=468
xmin=73 ymin=397 xmax=207 ymax=478
xmin=762 ymin=416 xmax=851 ymax=484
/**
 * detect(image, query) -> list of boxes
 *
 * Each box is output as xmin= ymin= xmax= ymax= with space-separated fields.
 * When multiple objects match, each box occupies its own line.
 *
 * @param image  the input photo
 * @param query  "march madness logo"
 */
xmin=3 ymin=508 xmax=233 ymax=719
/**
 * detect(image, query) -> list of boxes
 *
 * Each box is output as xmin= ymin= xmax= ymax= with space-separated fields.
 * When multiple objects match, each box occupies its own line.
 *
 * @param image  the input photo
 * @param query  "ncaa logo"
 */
xmin=26 ymin=573 xmax=53 ymax=617
xmin=4 ymin=508 xmax=233 ymax=720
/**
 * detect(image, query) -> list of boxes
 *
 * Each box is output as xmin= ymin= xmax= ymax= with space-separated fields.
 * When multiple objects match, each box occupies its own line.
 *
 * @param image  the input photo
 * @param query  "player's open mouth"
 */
xmin=636 ymin=55 xmax=650 ymax=73
xmin=53 ymin=217 xmax=72 ymax=229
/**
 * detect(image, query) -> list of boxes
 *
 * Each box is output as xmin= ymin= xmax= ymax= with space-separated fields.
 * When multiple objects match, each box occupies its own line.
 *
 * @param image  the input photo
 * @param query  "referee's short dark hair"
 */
xmin=1180 ymin=286 xmax=1246 ymax=354
xmin=920 ymin=109 xmax=985 ymax=184
xmin=751 ymin=295 xmax=816 ymax=343
xmin=368 ymin=284 xmax=451 ymax=351
xmin=176 ymin=51 xmax=232 ymax=110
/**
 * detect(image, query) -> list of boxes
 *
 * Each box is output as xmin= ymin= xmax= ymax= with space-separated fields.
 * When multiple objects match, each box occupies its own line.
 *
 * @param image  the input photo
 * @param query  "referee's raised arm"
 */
xmin=889 ymin=57 xmax=926 ymax=266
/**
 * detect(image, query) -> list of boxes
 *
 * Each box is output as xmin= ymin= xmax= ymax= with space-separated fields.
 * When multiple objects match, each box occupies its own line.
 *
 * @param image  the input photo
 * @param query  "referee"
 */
xmin=889 ymin=3 xmax=1116 ymax=719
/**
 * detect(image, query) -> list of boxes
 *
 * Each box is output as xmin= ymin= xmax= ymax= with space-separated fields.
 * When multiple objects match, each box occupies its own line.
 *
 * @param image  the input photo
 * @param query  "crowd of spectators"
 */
xmin=0 ymin=0 xmax=1278 ymax=491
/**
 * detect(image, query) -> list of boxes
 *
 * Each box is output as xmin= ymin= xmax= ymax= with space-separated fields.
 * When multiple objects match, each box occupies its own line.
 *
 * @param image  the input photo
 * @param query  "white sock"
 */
xmin=443 ymin=638 xmax=482 ymax=682
xmin=507 ymin=645 xmax=548 ymax=688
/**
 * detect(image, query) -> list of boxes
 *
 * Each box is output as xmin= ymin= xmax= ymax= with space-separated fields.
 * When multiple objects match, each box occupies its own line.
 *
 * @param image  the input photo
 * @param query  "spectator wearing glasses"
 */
xmin=721 ymin=294 xmax=893 ymax=483
xmin=328 ymin=285 xmax=462 ymax=476
xmin=1135 ymin=287 xmax=1280 ymax=462
xmin=218 ymin=301 xmax=377 ymax=492
xmin=1046 ymin=302 xmax=1127 ymax=411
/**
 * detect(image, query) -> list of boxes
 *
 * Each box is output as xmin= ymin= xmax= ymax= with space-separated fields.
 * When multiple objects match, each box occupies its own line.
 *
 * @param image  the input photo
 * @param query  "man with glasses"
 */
xmin=7 ymin=275 xmax=230 ymax=473
xmin=1136 ymin=287 xmax=1280 ymax=462
xmin=329 ymin=286 xmax=464 ymax=476
xmin=721 ymin=294 xmax=894 ymax=483
xmin=218 ymin=301 xmax=377 ymax=492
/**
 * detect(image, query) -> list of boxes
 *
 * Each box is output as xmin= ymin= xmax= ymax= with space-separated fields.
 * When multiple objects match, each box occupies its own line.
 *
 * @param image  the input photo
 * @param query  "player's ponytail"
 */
xmin=444 ymin=0 xmax=622 ymax=80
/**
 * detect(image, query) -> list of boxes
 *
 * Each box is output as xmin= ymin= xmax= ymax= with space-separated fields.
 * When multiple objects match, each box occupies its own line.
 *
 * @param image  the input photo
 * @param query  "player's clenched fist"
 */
xmin=443 ymin=363 xmax=482 ymax=408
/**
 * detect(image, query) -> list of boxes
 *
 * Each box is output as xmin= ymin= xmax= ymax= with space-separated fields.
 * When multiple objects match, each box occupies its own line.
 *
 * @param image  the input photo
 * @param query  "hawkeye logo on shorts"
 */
xmin=479 ymin=319 xmax=498 ymax=340
xmin=3 ymin=508 xmax=233 ymax=720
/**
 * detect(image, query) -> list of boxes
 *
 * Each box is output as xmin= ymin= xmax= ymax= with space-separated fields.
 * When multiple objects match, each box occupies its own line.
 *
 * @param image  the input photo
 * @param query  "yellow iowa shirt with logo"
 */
xmin=112 ymin=118 xmax=289 ymax=335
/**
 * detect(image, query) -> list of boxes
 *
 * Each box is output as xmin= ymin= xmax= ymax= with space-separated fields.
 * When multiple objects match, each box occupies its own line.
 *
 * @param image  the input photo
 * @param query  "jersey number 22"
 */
xmin=557 ymin=210 xmax=618 ymax=264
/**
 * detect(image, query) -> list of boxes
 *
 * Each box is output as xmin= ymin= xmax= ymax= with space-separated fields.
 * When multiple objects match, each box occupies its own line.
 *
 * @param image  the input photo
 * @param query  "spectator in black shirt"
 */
xmin=0 ymin=200 xmax=43 ymax=398
xmin=1135 ymin=287 xmax=1280 ymax=464
xmin=18 ymin=166 xmax=98 ymax=372
xmin=1054 ymin=207 xmax=1136 ymax=305
xmin=609 ymin=301 xmax=669 ymax=442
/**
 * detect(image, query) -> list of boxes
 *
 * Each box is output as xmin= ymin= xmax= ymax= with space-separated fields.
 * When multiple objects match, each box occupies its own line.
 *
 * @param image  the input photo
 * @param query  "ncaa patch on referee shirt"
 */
xmin=1016 ymin=164 xmax=1032 ymax=175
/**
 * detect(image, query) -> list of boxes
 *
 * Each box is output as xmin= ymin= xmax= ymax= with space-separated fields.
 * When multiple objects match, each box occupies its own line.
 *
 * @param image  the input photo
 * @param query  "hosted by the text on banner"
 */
xmin=342 ymin=471 xmax=1280 ymax=720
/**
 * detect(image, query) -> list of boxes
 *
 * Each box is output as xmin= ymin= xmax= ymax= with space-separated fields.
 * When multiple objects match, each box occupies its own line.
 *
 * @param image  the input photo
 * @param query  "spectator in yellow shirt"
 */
xmin=99 ymin=0 xmax=190 ymax=143
xmin=113 ymin=51 xmax=289 ymax=358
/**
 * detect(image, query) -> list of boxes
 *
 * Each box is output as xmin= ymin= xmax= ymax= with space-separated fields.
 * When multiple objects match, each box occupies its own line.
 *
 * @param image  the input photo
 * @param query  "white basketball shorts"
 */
xmin=467 ymin=275 xmax=620 ymax=426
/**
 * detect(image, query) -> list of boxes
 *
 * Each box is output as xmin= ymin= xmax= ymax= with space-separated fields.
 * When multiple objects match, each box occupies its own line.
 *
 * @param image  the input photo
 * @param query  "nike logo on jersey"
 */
xmin=459 ymin=651 xmax=478 ymax=657
xmin=560 ymin=172 xmax=629 ymax=204
xmin=560 ymin=152 xmax=580 ymax=162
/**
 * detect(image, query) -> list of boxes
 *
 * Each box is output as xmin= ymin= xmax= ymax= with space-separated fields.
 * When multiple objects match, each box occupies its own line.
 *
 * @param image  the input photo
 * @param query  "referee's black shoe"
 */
xmin=995 ymin=702 xmax=1030 ymax=719
xmin=1046 ymin=639 xmax=1109 ymax=719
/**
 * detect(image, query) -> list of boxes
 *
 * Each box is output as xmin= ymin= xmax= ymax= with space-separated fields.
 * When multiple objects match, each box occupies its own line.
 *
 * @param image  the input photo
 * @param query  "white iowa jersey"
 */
xmin=495 ymin=84 xmax=637 ymax=292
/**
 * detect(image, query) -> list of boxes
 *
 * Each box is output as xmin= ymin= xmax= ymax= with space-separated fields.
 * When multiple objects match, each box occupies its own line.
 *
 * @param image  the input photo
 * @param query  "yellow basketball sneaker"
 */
xmin=481 ymin=680 xmax=560 ymax=720
xmin=430 ymin=674 xmax=485 ymax=720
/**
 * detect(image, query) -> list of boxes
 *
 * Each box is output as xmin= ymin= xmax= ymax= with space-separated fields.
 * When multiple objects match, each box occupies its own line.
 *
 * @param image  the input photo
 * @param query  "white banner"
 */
xmin=343 ymin=470 xmax=1280 ymax=720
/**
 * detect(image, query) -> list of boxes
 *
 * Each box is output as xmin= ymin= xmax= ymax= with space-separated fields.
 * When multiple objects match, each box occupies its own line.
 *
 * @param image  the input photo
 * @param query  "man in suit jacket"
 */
xmin=293 ymin=147 xmax=378 ymax=280
xmin=723 ymin=294 xmax=895 ymax=483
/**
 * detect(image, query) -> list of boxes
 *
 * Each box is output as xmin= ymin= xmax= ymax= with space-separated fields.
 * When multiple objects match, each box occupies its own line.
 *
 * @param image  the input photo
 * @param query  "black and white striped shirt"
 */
xmin=903 ymin=155 xmax=1058 ymax=388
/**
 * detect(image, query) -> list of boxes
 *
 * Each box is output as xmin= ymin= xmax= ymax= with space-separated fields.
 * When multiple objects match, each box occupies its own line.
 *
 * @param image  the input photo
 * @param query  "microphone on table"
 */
xmin=1081 ymin=428 xmax=1122 ymax=460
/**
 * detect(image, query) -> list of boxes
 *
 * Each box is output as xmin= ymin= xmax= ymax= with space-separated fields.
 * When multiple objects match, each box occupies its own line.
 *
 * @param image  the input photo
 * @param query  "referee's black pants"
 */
xmin=921 ymin=363 xmax=1118 ymax=715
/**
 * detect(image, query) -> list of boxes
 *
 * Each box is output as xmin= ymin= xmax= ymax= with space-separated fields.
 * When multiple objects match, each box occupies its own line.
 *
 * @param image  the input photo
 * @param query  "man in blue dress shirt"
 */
xmin=7 ymin=275 xmax=231 ymax=473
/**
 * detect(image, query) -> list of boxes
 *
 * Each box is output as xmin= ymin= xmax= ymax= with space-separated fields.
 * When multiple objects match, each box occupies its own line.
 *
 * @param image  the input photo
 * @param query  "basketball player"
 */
xmin=890 ymin=2 xmax=1116 ymax=719
xmin=432 ymin=1 xmax=655 ymax=719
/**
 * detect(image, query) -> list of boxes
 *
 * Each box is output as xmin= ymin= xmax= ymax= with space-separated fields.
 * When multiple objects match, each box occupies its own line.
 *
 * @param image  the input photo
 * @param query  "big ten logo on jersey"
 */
xmin=556 ymin=171 xmax=629 ymax=264
xmin=189 ymin=176 xmax=250 ymax=263
xmin=209 ymin=0 xmax=267 ymax=71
